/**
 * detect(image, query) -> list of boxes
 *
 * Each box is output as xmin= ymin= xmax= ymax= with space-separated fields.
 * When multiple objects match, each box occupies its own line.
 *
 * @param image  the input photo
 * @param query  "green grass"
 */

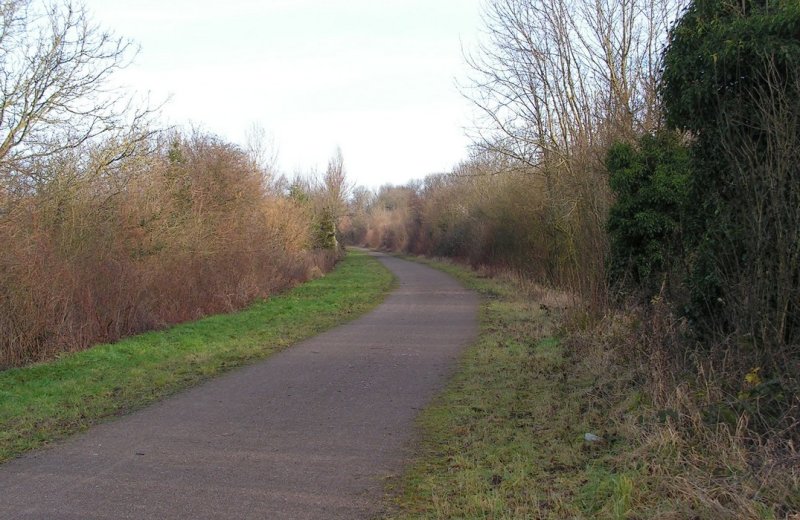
xmin=384 ymin=257 xmax=631 ymax=519
xmin=0 ymin=250 xmax=395 ymax=463
xmin=385 ymin=257 xmax=800 ymax=519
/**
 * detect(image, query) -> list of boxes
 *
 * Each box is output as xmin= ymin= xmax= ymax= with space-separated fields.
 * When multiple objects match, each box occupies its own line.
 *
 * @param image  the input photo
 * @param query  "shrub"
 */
xmin=0 ymin=131 xmax=325 ymax=368
xmin=606 ymin=131 xmax=691 ymax=297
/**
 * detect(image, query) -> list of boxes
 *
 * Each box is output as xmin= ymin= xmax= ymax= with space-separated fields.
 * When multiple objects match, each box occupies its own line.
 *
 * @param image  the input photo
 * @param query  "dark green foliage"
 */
xmin=661 ymin=0 xmax=800 ymax=134
xmin=312 ymin=209 xmax=338 ymax=250
xmin=288 ymin=183 xmax=310 ymax=203
xmin=660 ymin=0 xmax=800 ymax=346
xmin=606 ymin=132 xmax=691 ymax=296
xmin=288 ymin=183 xmax=340 ymax=251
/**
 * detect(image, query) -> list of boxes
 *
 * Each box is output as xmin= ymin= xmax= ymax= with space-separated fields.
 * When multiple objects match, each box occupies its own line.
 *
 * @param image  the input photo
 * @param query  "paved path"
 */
xmin=0 ymin=254 xmax=478 ymax=519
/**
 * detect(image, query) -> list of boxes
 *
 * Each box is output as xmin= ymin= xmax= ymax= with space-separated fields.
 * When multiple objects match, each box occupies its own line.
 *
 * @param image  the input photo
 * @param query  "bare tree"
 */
xmin=0 ymin=0 xmax=153 ymax=193
xmin=244 ymin=122 xmax=278 ymax=186
xmin=465 ymin=0 xmax=684 ymax=169
xmin=462 ymin=0 xmax=684 ymax=299
xmin=323 ymin=146 xmax=349 ymax=220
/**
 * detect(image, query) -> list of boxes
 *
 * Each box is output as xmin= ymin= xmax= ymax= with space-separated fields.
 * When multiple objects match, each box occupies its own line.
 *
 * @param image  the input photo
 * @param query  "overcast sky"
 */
xmin=83 ymin=0 xmax=484 ymax=188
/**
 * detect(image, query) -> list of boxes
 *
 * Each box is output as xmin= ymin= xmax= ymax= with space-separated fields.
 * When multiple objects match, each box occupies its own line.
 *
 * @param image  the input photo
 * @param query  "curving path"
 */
xmin=0 ymin=253 xmax=478 ymax=519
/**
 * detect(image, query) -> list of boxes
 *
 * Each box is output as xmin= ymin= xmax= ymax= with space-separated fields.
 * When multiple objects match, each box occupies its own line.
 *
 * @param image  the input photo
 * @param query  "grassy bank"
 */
xmin=383 ymin=258 xmax=644 ymax=519
xmin=385 ymin=257 xmax=798 ymax=519
xmin=0 ymin=250 xmax=394 ymax=463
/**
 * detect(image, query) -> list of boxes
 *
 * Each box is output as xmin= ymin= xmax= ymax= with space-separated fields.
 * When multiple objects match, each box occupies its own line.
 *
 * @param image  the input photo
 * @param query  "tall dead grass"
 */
xmin=566 ymin=297 xmax=800 ymax=518
xmin=0 ymin=131 xmax=332 ymax=368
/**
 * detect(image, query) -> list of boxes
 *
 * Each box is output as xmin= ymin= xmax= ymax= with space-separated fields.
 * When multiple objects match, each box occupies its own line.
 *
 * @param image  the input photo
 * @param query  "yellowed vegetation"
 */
xmin=0 ymin=132 xmax=334 ymax=367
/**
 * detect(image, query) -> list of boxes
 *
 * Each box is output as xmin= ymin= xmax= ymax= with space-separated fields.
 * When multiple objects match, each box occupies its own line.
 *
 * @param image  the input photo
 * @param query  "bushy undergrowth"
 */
xmin=0 ymin=1 xmax=352 ymax=369
xmin=0 ymin=131 xmax=335 ymax=368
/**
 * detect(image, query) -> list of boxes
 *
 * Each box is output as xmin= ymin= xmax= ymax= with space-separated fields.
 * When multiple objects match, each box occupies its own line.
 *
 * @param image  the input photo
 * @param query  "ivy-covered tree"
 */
xmin=661 ymin=0 xmax=800 ymax=352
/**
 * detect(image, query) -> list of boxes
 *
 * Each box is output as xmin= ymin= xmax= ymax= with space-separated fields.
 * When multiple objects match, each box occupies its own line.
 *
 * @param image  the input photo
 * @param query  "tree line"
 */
xmin=0 ymin=0 xmax=347 ymax=367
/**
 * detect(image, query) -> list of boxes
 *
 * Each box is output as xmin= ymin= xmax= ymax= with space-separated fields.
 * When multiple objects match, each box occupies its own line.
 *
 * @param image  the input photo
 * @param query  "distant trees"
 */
xmin=288 ymin=147 xmax=351 ymax=251
xmin=316 ymin=147 xmax=348 ymax=249
xmin=339 ymin=185 xmax=374 ymax=245
xmin=244 ymin=122 xmax=278 ymax=185
xmin=352 ymin=160 xmax=563 ymax=282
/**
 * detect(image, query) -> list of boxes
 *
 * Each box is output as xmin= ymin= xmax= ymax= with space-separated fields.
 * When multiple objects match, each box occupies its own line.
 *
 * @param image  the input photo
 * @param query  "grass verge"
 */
xmin=0 ymin=249 xmax=394 ymax=463
xmin=385 ymin=257 xmax=799 ymax=518
xmin=383 ymin=258 xmax=638 ymax=519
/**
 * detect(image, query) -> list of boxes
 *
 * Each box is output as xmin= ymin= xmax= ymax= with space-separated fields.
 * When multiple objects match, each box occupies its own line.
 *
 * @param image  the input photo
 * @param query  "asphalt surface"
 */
xmin=0 ymin=253 xmax=478 ymax=519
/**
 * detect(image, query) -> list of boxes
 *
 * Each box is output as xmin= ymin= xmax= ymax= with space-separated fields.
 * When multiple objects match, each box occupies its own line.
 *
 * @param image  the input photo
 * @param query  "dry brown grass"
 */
xmin=567 ymin=301 xmax=800 ymax=518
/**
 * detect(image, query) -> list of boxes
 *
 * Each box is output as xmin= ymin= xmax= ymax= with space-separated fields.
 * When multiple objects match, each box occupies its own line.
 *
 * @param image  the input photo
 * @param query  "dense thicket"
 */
xmin=0 ymin=1 xmax=340 ymax=367
xmin=661 ymin=0 xmax=800 ymax=354
xmin=603 ymin=0 xmax=800 ymax=433
xmin=0 ymin=132 xmax=334 ymax=367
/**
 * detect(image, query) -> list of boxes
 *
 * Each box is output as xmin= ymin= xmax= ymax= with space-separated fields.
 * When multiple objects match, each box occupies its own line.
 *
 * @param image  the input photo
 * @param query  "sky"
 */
xmin=83 ymin=0 xmax=484 ymax=189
